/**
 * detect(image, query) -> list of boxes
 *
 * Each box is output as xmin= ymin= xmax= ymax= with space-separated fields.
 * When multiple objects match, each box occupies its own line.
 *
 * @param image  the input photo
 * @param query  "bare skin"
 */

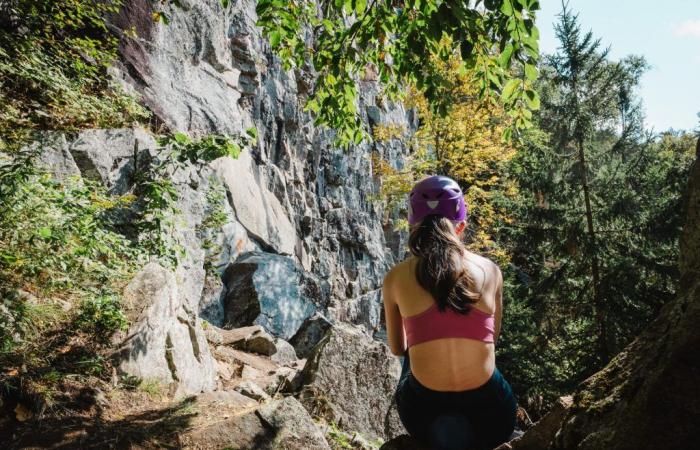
xmin=382 ymin=222 xmax=504 ymax=392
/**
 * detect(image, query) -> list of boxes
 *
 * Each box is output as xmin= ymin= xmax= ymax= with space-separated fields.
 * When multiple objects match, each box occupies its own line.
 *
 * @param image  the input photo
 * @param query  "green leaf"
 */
xmin=227 ymin=141 xmax=241 ymax=159
xmin=269 ymin=30 xmax=282 ymax=48
xmin=499 ymin=43 xmax=514 ymax=68
xmin=525 ymin=89 xmax=540 ymax=109
xmin=39 ymin=227 xmax=52 ymax=239
xmin=356 ymin=0 xmax=367 ymax=14
xmin=524 ymin=62 xmax=537 ymax=81
xmin=174 ymin=132 xmax=189 ymax=144
xmin=221 ymin=0 xmax=230 ymax=8
xmin=502 ymin=78 xmax=520 ymax=102
xmin=500 ymin=0 xmax=513 ymax=16
xmin=245 ymin=127 xmax=258 ymax=139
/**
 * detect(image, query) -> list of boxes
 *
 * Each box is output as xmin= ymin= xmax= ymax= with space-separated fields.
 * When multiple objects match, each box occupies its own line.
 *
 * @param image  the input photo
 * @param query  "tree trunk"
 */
xmin=576 ymin=135 xmax=608 ymax=361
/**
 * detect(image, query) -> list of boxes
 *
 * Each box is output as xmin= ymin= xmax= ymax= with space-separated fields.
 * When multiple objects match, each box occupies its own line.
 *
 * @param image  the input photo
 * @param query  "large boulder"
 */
xmin=116 ymin=262 xmax=217 ymax=396
xmin=297 ymin=323 xmax=404 ymax=441
xmin=211 ymin=152 xmax=297 ymax=256
xmin=222 ymin=252 xmax=317 ymax=339
xmin=256 ymin=396 xmax=331 ymax=449
xmin=179 ymin=395 xmax=330 ymax=450
xmin=29 ymin=132 xmax=82 ymax=180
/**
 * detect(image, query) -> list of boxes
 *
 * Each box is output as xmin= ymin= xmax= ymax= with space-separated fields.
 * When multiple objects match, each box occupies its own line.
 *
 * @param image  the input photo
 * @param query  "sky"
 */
xmin=536 ymin=0 xmax=700 ymax=132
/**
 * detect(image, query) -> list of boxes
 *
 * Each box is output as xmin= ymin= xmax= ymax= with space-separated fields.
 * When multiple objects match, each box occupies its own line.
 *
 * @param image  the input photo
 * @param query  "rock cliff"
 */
xmin=7 ymin=0 xmax=416 ymax=446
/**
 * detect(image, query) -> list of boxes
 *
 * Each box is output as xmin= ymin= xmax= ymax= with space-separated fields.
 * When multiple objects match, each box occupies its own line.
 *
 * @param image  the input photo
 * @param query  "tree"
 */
xmin=372 ymin=42 xmax=517 ymax=262
xmin=506 ymin=137 xmax=700 ymax=450
xmin=254 ymin=0 xmax=542 ymax=145
xmin=496 ymin=4 xmax=696 ymax=409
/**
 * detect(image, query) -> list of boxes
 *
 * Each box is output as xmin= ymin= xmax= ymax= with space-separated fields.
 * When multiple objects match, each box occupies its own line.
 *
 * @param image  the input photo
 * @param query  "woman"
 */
xmin=383 ymin=175 xmax=517 ymax=450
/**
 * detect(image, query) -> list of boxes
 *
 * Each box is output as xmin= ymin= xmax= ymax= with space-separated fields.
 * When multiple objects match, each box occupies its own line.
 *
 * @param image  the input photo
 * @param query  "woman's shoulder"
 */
xmin=384 ymin=256 xmax=417 ymax=284
xmin=464 ymin=251 xmax=502 ymax=283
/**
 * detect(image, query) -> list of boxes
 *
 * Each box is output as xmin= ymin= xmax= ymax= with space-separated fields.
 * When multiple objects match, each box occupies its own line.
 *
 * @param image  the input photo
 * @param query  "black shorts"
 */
xmin=394 ymin=355 xmax=517 ymax=450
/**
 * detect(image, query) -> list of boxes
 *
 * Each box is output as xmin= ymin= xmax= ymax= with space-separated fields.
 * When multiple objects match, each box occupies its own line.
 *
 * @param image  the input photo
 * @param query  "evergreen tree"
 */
xmin=497 ymin=4 xmax=696 ymax=411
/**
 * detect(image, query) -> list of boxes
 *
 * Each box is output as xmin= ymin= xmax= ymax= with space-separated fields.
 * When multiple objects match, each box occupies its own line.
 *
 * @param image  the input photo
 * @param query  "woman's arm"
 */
xmin=493 ymin=265 xmax=504 ymax=345
xmin=382 ymin=269 xmax=406 ymax=356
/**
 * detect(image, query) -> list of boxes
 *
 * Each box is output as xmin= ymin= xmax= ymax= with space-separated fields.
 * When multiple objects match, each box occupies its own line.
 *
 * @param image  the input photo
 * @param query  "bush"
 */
xmin=0 ymin=0 xmax=149 ymax=147
xmin=76 ymin=295 xmax=128 ymax=339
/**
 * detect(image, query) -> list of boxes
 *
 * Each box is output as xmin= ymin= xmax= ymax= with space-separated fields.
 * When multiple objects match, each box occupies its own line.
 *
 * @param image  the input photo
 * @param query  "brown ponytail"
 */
xmin=408 ymin=215 xmax=481 ymax=313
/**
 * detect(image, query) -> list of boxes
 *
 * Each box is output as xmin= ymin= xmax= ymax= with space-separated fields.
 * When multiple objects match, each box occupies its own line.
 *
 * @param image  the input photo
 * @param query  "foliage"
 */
xmin=0 ymin=170 xmax=146 ymax=349
xmin=0 ymin=0 xmax=149 ymax=148
xmin=0 ymin=158 xmax=151 ymax=401
xmin=75 ymin=295 xmax=128 ymax=338
xmin=372 ymin=48 xmax=517 ymax=262
xmin=255 ymin=0 xmax=541 ymax=145
xmin=495 ymin=6 xmax=696 ymax=413
xmin=157 ymin=128 xmax=257 ymax=164
xmin=135 ymin=130 xmax=253 ymax=266
xmin=325 ymin=421 xmax=383 ymax=449
xmin=199 ymin=178 xmax=232 ymax=275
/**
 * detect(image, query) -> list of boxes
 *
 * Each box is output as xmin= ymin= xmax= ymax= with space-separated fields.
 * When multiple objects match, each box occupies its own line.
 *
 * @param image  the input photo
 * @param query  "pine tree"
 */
xmin=497 ymin=4 xmax=696 ymax=410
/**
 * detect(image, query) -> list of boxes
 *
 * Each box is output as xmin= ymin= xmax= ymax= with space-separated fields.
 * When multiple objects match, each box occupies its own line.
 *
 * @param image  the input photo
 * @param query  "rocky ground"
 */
xmin=2 ymin=298 xmax=402 ymax=449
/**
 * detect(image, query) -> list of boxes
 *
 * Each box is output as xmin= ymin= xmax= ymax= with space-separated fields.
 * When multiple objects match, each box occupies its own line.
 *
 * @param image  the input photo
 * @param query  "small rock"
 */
xmin=204 ymin=326 xmax=224 ymax=345
xmin=271 ymin=366 xmax=299 ymax=393
xmin=235 ymin=380 xmax=270 ymax=401
xmin=244 ymin=329 xmax=277 ymax=355
xmin=219 ymin=325 xmax=263 ymax=346
xmin=241 ymin=364 xmax=263 ymax=381
xmin=214 ymin=346 xmax=278 ymax=373
xmin=271 ymin=338 xmax=298 ymax=365
xmin=216 ymin=360 xmax=234 ymax=381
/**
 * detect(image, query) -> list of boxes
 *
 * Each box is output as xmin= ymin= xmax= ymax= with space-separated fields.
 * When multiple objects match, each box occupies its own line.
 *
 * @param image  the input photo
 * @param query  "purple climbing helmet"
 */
xmin=408 ymin=175 xmax=467 ymax=226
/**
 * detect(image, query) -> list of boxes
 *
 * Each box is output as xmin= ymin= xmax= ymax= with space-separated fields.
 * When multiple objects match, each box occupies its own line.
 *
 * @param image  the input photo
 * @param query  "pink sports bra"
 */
xmin=402 ymin=303 xmax=495 ymax=347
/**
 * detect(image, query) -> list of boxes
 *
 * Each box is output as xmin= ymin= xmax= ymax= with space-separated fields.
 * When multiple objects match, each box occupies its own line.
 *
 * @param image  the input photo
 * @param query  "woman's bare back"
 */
xmin=387 ymin=251 xmax=503 ymax=391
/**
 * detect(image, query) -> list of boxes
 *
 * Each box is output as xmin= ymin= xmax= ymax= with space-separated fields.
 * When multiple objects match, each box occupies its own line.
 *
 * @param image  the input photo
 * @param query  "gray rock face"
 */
xmin=111 ymin=0 xmax=414 ymax=319
xmin=212 ymin=152 xmax=297 ymax=255
xmin=222 ymin=252 xmax=317 ymax=339
xmin=298 ymin=324 xmax=404 ymax=441
xmin=330 ymin=289 xmax=383 ymax=336
xmin=289 ymin=313 xmax=334 ymax=359
xmin=29 ymin=132 xmax=82 ymax=179
xmin=69 ymin=128 xmax=157 ymax=194
xmin=240 ymin=328 xmax=277 ymax=355
xmin=116 ymin=262 xmax=217 ymax=396
xmin=257 ymin=396 xmax=332 ymax=450
xmin=234 ymin=380 xmax=270 ymax=401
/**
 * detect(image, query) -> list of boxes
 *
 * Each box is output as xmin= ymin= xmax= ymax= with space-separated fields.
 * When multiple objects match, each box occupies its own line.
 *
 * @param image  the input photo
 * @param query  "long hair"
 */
xmin=408 ymin=215 xmax=481 ymax=313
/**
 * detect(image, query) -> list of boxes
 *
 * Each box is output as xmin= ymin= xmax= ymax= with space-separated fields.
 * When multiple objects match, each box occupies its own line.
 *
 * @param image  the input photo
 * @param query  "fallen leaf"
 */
xmin=14 ymin=403 xmax=32 ymax=422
